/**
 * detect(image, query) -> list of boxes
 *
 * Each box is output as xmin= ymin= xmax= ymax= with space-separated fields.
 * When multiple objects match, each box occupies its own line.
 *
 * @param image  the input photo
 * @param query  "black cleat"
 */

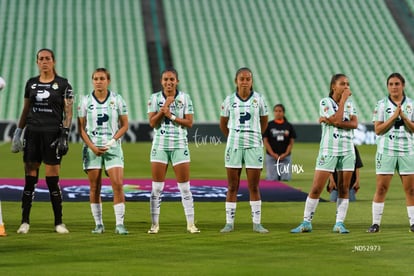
xmin=410 ymin=224 xmax=414 ymax=233
xmin=367 ymin=224 xmax=380 ymax=233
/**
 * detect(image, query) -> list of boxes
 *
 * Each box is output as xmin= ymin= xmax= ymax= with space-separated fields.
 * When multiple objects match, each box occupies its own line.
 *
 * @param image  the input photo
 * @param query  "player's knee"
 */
xmin=151 ymin=181 xmax=165 ymax=197
xmin=178 ymin=182 xmax=192 ymax=197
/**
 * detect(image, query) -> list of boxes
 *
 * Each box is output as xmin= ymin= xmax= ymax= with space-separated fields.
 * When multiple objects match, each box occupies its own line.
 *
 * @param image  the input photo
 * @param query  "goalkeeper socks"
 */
xmin=21 ymin=175 xmax=37 ymax=224
xmin=113 ymin=203 xmax=125 ymax=225
xmin=46 ymin=176 xmax=63 ymax=225
xmin=91 ymin=203 xmax=103 ymax=225
xmin=303 ymin=196 xmax=319 ymax=222
xmin=407 ymin=206 xmax=414 ymax=225
xmin=225 ymin=202 xmax=237 ymax=224
xmin=150 ymin=182 xmax=164 ymax=225
xmin=250 ymin=200 xmax=262 ymax=224
xmin=178 ymin=182 xmax=195 ymax=225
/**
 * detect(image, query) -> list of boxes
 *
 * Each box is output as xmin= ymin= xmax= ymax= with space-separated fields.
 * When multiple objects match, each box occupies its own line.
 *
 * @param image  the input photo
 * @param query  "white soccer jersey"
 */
xmin=77 ymin=91 xmax=128 ymax=147
xmin=373 ymin=96 xmax=414 ymax=156
xmin=319 ymin=97 xmax=357 ymax=156
xmin=147 ymin=90 xmax=194 ymax=150
xmin=220 ymin=91 xmax=268 ymax=149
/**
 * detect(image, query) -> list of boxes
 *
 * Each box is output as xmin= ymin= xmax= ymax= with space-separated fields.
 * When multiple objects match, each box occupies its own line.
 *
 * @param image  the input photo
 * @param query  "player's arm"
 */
xmin=17 ymin=99 xmax=30 ymax=129
xmin=220 ymin=116 xmax=229 ymax=137
xmin=78 ymin=117 xmax=106 ymax=155
xmin=335 ymin=114 xmax=358 ymax=129
xmin=374 ymin=106 xmax=400 ymax=135
xmin=173 ymin=113 xmax=193 ymax=128
xmin=260 ymin=115 xmax=268 ymax=134
xmin=399 ymin=108 xmax=414 ymax=133
xmin=114 ymin=114 xmax=129 ymax=140
xmin=62 ymin=97 xmax=73 ymax=129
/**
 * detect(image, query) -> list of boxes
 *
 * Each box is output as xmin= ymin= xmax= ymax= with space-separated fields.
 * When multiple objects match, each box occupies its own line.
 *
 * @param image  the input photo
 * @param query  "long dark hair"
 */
xmin=274 ymin=103 xmax=288 ymax=122
xmin=329 ymin=73 xmax=347 ymax=97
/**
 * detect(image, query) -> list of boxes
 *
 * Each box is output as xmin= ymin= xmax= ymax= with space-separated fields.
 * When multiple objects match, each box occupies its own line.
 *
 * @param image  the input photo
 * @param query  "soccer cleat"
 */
xmin=333 ymin=222 xmax=350 ymax=234
xmin=0 ymin=224 xmax=7 ymax=236
xmin=91 ymin=224 xmax=105 ymax=234
xmin=290 ymin=221 xmax=312 ymax=233
xmin=17 ymin=223 xmax=30 ymax=234
xmin=55 ymin=224 xmax=69 ymax=234
xmin=220 ymin=223 xmax=234 ymax=233
xmin=253 ymin=223 xmax=269 ymax=233
xmin=187 ymin=224 xmax=200 ymax=234
xmin=147 ymin=224 xmax=159 ymax=234
xmin=115 ymin=224 xmax=129 ymax=235
xmin=367 ymin=224 xmax=380 ymax=233
xmin=410 ymin=225 xmax=414 ymax=233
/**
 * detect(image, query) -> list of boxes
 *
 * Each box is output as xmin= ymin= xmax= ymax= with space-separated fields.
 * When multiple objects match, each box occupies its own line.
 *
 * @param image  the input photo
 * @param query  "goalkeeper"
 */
xmin=11 ymin=48 xmax=73 ymax=234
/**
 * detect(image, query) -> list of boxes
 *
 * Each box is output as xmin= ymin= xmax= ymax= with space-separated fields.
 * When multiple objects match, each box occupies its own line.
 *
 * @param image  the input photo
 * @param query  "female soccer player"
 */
xmin=219 ymin=67 xmax=269 ymax=233
xmin=367 ymin=73 xmax=414 ymax=233
xmin=147 ymin=68 xmax=199 ymax=234
xmin=290 ymin=73 xmax=358 ymax=234
xmin=12 ymin=48 xmax=73 ymax=234
xmin=78 ymin=68 xmax=129 ymax=235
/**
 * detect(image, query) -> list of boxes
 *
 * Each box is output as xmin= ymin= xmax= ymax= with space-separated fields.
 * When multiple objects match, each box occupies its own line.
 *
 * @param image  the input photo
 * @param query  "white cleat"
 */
xmin=55 ymin=224 xmax=69 ymax=234
xmin=17 ymin=223 xmax=30 ymax=234
xmin=187 ymin=224 xmax=200 ymax=234
xmin=148 ymin=224 xmax=159 ymax=234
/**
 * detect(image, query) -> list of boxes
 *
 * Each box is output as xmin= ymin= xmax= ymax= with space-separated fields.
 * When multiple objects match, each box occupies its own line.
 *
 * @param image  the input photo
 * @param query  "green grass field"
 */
xmin=0 ymin=142 xmax=413 ymax=275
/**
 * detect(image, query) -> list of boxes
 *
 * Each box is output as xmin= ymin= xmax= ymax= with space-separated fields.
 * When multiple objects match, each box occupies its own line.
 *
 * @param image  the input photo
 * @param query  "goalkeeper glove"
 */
xmin=11 ymin=128 xmax=23 ymax=153
xmin=51 ymin=127 xmax=70 ymax=157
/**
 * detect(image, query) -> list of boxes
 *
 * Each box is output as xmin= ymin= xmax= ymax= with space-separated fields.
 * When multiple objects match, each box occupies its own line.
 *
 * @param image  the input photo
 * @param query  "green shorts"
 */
xmin=224 ymin=146 xmax=264 ymax=169
xmin=82 ymin=145 xmax=124 ymax=170
xmin=150 ymin=146 xmax=191 ymax=166
xmin=376 ymin=152 xmax=414 ymax=175
xmin=315 ymin=153 xmax=355 ymax=172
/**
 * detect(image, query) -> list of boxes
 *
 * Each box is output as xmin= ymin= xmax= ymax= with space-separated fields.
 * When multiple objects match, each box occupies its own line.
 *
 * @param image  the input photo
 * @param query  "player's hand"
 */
xmin=104 ymin=138 xmax=116 ymax=149
xmin=164 ymin=96 xmax=175 ymax=107
xmin=11 ymin=128 xmax=23 ymax=153
xmin=50 ymin=127 xmax=69 ymax=157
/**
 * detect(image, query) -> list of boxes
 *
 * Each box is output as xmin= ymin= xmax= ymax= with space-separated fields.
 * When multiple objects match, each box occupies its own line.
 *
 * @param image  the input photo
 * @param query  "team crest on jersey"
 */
xmin=318 ymin=155 xmax=326 ymax=166
xmin=176 ymin=100 xmax=184 ymax=109
xmin=109 ymin=100 xmax=116 ymax=109
xmin=406 ymin=104 xmax=413 ymax=114
xmin=52 ymin=82 xmax=59 ymax=90
xmin=252 ymin=99 xmax=258 ymax=108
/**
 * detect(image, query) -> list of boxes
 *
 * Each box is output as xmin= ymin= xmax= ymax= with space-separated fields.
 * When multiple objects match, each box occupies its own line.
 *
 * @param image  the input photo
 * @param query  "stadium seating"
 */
xmin=1 ymin=0 xmax=414 ymax=124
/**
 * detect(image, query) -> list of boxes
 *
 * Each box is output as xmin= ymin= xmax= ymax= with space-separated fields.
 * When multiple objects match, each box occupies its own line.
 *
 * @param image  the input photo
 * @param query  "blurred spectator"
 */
xmin=263 ymin=104 xmax=296 ymax=181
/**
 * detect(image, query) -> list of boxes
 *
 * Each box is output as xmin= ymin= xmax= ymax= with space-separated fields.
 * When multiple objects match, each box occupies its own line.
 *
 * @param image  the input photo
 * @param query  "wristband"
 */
xmin=170 ymin=115 xmax=176 ymax=121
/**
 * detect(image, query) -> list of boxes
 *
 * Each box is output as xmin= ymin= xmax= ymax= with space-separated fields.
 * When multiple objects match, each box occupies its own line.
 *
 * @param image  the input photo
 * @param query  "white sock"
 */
xmin=336 ymin=198 xmax=349 ymax=223
xmin=150 ymin=182 xmax=164 ymax=225
xmin=225 ymin=202 xmax=237 ymax=224
xmin=0 ymin=201 xmax=3 ymax=225
xmin=113 ymin=203 xmax=125 ymax=225
xmin=372 ymin=202 xmax=384 ymax=225
xmin=407 ymin=206 xmax=414 ymax=225
xmin=178 ymin=182 xmax=195 ymax=225
xmin=304 ymin=196 xmax=319 ymax=222
xmin=90 ymin=203 xmax=103 ymax=225
xmin=250 ymin=200 xmax=262 ymax=224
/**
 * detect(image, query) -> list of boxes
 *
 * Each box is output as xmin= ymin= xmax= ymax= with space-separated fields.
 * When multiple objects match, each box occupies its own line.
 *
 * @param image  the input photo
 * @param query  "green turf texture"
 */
xmin=0 ymin=142 xmax=412 ymax=275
